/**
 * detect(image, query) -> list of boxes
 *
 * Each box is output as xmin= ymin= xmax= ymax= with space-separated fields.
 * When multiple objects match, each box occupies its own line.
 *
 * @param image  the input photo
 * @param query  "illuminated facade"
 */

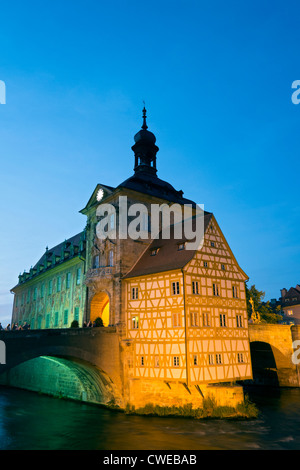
xmin=124 ymin=214 xmax=252 ymax=386
xmin=11 ymin=109 xmax=252 ymax=401
xmin=11 ymin=233 xmax=86 ymax=329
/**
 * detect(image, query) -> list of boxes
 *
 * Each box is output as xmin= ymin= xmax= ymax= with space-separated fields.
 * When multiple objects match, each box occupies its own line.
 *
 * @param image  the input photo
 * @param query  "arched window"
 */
xmin=109 ymin=250 xmax=114 ymax=267
xmin=93 ymin=255 xmax=100 ymax=269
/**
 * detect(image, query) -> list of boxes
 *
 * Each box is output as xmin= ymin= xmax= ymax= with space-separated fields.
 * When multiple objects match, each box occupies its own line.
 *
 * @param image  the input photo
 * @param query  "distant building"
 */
xmin=280 ymin=285 xmax=300 ymax=324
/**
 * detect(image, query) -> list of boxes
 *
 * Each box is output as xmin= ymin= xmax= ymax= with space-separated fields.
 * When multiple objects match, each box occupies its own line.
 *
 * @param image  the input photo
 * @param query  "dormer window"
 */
xmin=177 ymin=243 xmax=185 ymax=251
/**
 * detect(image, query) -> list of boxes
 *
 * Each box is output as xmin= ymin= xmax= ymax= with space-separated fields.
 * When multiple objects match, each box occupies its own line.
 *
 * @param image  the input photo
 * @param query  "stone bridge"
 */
xmin=0 ymin=327 xmax=125 ymax=407
xmin=0 ymin=324 xmax=299 ymax=407
xmin=248 ymin=324 xmax=300 ymax=387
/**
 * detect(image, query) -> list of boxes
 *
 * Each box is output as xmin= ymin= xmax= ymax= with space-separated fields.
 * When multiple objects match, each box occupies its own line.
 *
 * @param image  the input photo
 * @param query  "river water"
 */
xmin=0 ymin=385 xmax=299 ymax=450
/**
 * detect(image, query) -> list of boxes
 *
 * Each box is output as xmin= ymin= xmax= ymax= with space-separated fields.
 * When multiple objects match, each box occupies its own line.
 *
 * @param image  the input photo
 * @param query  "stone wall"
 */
xmin=127 ymin=378 xmax=244 ymax=409
xmin=249 ymin=324 xmax=300 ymax=387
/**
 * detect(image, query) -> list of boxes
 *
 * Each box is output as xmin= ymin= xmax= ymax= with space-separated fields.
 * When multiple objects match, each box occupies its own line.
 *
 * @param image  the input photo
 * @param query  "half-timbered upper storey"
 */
xmin=124 ymin=213 xmax=252 ymax=385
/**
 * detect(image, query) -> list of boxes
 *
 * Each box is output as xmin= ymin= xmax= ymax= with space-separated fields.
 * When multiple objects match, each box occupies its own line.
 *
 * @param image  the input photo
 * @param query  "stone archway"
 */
xmin=90 ymin=292 xmax=110 ymax=327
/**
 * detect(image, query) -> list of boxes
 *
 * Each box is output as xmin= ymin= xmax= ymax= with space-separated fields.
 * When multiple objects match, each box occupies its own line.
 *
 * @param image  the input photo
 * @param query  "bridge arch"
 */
xmin=250 ymin=341 xmax=280 ymax=386
xmin=0 ymin=355 xmax=117 ymax=406
xmin=248 ymin=324 xmax=300 ymax=387
xmin=0 ymin=328 xmax=124 ymax=407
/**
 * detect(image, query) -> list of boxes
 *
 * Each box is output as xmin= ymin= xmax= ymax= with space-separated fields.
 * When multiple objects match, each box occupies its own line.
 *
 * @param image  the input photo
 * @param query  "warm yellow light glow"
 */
xmin=90 ymin=292 xmax=110 ymax=326
xmin=102 ymin=302 xmax=109 ymax=327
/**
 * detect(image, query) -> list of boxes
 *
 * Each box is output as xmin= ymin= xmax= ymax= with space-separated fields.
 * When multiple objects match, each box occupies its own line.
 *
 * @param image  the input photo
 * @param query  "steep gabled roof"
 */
xmin=33 ymin=232 xmax=84 ymax=270
xmin=12 ymin=231 xmax=85 ymax=290
xmin=123 ymin=212 xmax=212 ymax=278
xmin=282 ymin=286 xmax=300 ymax=307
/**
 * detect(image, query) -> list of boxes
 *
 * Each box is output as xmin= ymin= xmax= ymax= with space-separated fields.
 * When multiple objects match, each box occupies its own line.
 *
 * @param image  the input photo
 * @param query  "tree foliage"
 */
xmin=245 ymin=283 xmax=282 ymax=324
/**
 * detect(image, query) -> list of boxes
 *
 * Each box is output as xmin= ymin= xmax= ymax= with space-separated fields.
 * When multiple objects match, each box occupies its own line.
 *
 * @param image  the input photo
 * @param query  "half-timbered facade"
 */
xmin=124 ymin=212 xmax=252 ymax=387
xmin=10 ymin=108 xmax=252 ymax=408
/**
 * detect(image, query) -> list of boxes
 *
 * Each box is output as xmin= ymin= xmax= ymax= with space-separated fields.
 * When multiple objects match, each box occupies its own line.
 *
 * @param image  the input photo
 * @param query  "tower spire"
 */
xmin=131 ymin=106 xmax=159 ymax=176
xmin=142 ymin=104 xmax=148 ymax=130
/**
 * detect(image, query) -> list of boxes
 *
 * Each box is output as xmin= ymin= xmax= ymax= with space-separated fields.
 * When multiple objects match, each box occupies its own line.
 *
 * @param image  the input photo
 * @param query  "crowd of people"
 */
xmin=82 ymin=320 xmax=103 ymax=328
xmin=0 ymin=322 xmax=30 ymax=331
xmin=0 ymin=319 xmax=104 ymax=330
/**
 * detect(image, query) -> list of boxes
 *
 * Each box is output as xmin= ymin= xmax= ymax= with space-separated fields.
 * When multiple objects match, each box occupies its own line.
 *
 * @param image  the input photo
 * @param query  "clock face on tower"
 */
xmin=96 ymin=188 xmax=104 ymax=201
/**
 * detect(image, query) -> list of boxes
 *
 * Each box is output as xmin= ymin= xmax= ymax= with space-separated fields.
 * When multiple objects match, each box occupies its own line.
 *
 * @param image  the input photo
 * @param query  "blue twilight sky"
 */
xmin=0 ymin=0 xmax=299 ymax=325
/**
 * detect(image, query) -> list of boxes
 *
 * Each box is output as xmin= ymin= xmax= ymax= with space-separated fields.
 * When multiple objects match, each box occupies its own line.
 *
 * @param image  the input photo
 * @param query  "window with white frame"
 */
xmin=232 ymin=285 xmax=239 ymax=298
xmin=131 ymin=287 xmax=139 ymax=300
xmin=203 ymin=312 xmax=210 ymax=327
xmin=172 ymin=312 xmax=181 ymax=327
xmin=208 ymin=354 xmax=214 ymax=365
xmin=216 ymin=354 xmax=222 ymax=364
xmin=213 ymin=283 xmax=219 ymax=296
xmin=173 ymin=356 xmax=180 ymax=367
xmin=172 ymin=281 xmax=180 ymax=295
xmin=237 ymin=353 xmax=244 ymax=363
xmin=192 ymin=281 xmax=199 ymax=295
xmin=190 ymin=312 xmax=199 ymax=327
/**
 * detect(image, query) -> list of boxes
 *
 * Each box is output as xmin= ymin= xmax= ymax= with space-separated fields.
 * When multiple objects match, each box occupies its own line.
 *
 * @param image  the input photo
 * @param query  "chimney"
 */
xmin=281 ymin=288 xmax=287 ymax=298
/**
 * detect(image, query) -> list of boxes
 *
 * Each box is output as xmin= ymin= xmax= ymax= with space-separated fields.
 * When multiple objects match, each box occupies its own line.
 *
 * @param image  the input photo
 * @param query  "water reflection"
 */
xmin=0 ymin=386 xmax=300 ymax=450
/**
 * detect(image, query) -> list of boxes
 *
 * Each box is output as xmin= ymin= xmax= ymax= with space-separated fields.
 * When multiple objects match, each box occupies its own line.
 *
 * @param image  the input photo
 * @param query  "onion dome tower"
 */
xmin=132 ymin=106 xmax=159 ymax=176
xmin=117 ymin=106 xmax=195 ymax=205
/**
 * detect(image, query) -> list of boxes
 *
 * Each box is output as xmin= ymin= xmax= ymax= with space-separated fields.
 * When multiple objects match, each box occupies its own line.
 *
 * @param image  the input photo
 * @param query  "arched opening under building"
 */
xmin=250 ymin=341 xmax=279 ymax=387
xmin=90 ymin=292 xmax=110 ymax=327
xmin=0 ymin=356 xmax=116 ymax=405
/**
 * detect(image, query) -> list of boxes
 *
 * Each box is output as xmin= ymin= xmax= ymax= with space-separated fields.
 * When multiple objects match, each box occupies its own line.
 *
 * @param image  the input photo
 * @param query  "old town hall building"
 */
xmin=11 ymin=109 xmax=252 ymax=406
